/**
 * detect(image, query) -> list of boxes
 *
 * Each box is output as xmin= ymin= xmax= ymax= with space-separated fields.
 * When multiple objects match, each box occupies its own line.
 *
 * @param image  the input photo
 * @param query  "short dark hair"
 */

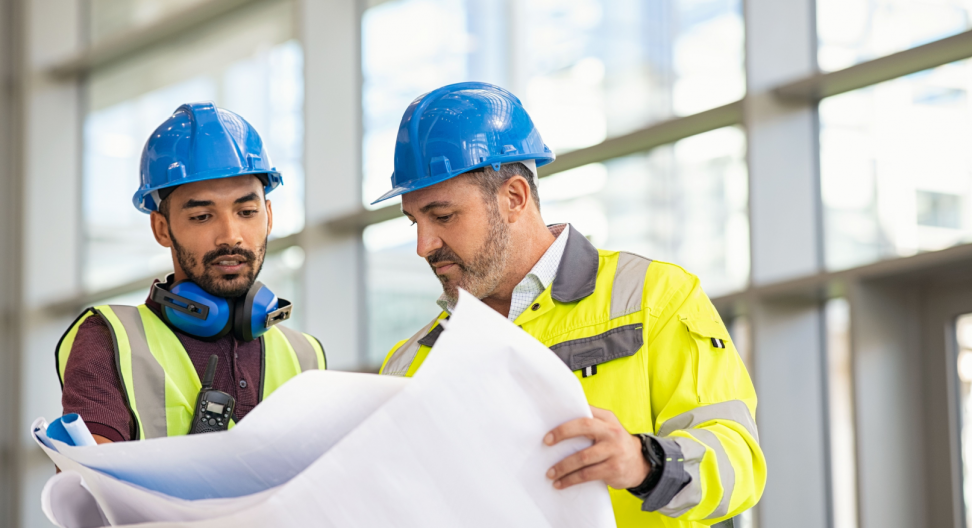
xmin=463 ymin=162 xmax=541 ymax=210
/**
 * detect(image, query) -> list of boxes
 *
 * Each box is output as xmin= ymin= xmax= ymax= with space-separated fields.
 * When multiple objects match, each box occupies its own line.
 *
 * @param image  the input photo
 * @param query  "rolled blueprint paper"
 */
xmin=47 ymin=414 xmax=97 ymax=447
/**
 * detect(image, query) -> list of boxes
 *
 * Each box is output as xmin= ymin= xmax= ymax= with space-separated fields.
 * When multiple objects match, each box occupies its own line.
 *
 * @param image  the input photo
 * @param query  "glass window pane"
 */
xmin=365 ymin=217 xmax=443 ymax=368
xmin=956 ymin=313 xmax=972 ymax=528
xmin=83 ymin=2 xmax=303 ymax=292
xmin=540 ymin=126 xmax=749 ymax=296
xmin=820 ymin=59 xmax=972 ymax=271
xmin=817 ymin=0 xmax=972 ymax=72
xmin=360 ymin=0 xmax=745 ymax=208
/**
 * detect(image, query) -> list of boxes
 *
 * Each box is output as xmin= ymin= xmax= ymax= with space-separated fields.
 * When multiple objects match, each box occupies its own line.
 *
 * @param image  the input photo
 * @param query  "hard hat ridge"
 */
xmin=372 ymin=81 xmax=555 ymax=204
xmin=133 ymin=102 xmax=282 ymax=214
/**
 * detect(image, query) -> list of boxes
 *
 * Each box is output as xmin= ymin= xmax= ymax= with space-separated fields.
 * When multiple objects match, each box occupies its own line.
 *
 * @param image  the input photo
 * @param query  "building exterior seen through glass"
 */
xmin=817 ymin=0 xmax=972 ymax=72
xmin=364 ymin=126 xmax=749 ymax=367
xmin=361 ymin=0 xmax=745 ymax=209
xmin=83 ymin=23 xmax=304 ymax=292
xmin=820 ymin=58 xmax=972 ymax=271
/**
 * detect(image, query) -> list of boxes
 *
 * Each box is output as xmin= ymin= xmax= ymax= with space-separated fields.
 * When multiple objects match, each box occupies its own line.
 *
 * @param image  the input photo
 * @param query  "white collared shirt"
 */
xmin=436 ymin=224 xmax=570 ymax=321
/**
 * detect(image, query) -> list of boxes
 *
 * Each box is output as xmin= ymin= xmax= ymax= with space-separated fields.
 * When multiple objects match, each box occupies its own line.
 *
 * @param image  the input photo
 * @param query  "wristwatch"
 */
xmin=627 ymin=433 xmax=664 ymax=499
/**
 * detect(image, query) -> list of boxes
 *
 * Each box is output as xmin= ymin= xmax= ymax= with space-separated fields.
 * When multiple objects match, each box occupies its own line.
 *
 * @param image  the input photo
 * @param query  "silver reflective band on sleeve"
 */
xmin=610 ymin=252 xmax=652 ymax=320
xmin=276 ymin=326 xmax=319 ymax=372
xmin=381 ymin=317 xmax=439 ymax=377
xmin=658 ymin=436 xmax=705 ymax=518
xmin=658 ymin=400 xmax=759 ymax=444
xmin=688 ymin=429 xmax=736 ymax=520
xmin=108 ymin=305 xmax=168 ymax=439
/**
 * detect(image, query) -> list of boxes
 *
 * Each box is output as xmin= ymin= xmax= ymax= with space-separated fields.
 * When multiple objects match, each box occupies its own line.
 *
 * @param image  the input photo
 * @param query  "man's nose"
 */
xmin=415 ymin=223 xmax=443 ymax=259
xmin=214 ymin=214 xmax=244 ymax=248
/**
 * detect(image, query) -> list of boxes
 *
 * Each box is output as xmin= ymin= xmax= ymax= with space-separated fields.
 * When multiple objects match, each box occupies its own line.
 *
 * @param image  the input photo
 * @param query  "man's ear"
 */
xmin=502 ymin=175 xmax=532 ymax=222
xmin=151 ymin=211 xmax=173 ymax=248
xmin=266 ymin=199 xmax=273 ymax=236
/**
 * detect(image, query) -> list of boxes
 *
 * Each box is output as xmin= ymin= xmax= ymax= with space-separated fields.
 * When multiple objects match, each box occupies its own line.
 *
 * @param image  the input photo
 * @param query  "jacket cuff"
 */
xmin=628 ymin=435 xmax=692 ymax=511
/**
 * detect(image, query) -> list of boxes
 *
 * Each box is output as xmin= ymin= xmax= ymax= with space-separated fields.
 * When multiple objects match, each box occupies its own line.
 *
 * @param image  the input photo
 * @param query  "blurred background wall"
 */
xmin=4 ymin=0 xmax=972 ymax=526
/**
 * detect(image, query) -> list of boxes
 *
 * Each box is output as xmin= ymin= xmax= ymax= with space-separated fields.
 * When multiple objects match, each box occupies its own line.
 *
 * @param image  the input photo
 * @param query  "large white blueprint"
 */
xmin=36 ymin=290 xmax=617 ymax=527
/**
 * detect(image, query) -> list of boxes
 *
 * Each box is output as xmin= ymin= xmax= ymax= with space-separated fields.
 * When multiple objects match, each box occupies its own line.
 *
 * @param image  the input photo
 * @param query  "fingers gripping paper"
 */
xmin=36 ymin=291 xmax=617 ymax=527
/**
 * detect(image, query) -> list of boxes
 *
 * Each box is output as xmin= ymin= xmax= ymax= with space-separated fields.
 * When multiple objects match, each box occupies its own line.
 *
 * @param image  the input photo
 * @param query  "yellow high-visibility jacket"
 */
xmin=380 ymin=225 xmax=765 ymax=527
xmin=57 ymin=304 xmax=326 ymax=439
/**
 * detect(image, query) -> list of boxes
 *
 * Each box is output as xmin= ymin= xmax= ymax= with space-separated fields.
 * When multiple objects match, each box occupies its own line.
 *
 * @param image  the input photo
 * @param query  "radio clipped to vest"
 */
xmin=151 ymin=274 xmax=292 ymax=341
xmin=189 ymin=355 xmax=235 ymax=435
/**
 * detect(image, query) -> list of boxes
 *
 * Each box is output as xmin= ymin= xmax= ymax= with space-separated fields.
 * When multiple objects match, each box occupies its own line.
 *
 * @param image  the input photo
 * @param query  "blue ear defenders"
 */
xmin=151 ymin=275 xmax=293 ymax=341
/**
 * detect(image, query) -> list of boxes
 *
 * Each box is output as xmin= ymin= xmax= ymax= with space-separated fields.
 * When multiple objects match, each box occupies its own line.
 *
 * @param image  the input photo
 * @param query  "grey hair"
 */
xmin=462 ymin=162 xmax=541 ymax=210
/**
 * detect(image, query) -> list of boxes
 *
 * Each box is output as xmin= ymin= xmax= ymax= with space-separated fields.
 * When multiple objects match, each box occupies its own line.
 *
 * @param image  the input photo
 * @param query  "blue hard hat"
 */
xmin=371 ymin=82 xmax=555 ymax=204
xmin=132 ymin=102 xmax=282 ymax=213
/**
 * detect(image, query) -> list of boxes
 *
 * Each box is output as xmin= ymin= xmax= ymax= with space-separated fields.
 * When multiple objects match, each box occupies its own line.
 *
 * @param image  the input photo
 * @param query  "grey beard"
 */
xmin=433 ymin=207 xmax=512 ymax=307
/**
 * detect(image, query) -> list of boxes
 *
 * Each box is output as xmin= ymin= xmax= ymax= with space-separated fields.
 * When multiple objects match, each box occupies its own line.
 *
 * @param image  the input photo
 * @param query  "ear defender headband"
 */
xmin=151 ymin=275 xmax=293 ymax=341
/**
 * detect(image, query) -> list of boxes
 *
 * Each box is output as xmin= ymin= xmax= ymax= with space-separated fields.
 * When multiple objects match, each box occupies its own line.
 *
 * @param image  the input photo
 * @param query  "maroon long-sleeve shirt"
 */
xmin=61 ymin=284 xmax=263 ymax=442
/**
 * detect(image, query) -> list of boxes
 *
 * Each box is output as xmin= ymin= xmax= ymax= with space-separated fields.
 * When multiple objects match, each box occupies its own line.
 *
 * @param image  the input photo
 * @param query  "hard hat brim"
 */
xmin=370 ymin=154 xmax=555 ymax=205
xmin=134 ymin=169 xmax=282 ymax=214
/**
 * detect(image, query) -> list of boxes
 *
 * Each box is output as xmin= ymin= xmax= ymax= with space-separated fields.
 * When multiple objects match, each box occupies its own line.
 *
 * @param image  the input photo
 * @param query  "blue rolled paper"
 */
xmin=46 ymin=414 xmax=97 ymax=447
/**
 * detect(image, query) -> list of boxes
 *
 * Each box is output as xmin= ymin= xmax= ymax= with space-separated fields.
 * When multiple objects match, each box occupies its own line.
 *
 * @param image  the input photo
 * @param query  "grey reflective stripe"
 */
xmin=658 ymin=400 xmax=759 ymax=444
xmin=659 ymin=435 xmax=705 ymax=517
xmin=549 ymin=323 xmax=643 ymax=371
xmin=689 ymin=429 xmax=736 ymax=520
xmin=382 ymin=317 xmax=439 ymax=377
xmin=109 ymin=305 xmax=168 ymax=439
xmin=610 ymin=252 xmax=652 ymax=319
xmin=276 ymin=325 xmax=318 ymax=372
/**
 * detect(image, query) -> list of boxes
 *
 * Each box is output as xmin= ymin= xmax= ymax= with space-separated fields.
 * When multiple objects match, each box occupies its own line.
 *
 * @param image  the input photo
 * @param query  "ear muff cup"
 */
xmin=153 ymin=276 xmax=290 ymax=342
xmin=157 ymin=280 xmax=234 ymax=341
xmin=233 ymin=281 xmax=281 ymax=342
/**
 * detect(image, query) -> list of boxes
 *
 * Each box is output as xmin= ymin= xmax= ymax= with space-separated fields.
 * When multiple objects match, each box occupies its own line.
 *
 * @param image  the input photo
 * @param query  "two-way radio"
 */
xmin=188 ymin=354 xmax=236 ymax=435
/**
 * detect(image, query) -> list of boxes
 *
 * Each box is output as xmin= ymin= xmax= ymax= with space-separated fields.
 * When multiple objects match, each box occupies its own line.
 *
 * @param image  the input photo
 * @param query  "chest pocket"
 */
xmin=549 ymin=323 xmax=644 ymax=371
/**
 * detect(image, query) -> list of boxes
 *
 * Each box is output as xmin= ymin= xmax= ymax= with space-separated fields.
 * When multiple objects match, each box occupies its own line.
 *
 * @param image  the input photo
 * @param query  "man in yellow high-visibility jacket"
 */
xmin=371 ymin=82 xmax=765 ymax=527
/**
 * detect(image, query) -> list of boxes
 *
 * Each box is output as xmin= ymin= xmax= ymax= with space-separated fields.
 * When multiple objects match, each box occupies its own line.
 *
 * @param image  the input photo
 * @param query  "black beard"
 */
xmin=170 ymin=229 xmax=266 ymax=298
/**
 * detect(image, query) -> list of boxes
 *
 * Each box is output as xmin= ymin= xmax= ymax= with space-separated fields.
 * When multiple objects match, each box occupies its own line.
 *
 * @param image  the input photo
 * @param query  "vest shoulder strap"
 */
xmin=380 ymin=314 xmax=444 ymax=377
xmin=56 ymin=308 xmax=98 ymax=388
xmin=274 ymin=325 xmax=326 ymax=372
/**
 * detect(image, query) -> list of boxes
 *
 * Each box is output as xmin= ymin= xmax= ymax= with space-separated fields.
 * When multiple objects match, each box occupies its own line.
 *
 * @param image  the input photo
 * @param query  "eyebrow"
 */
xmin=234 ymin=192 xmax=260 ymax=204
xmin=182 ymin=199 xmax=214 ymax=209
xmin=419 ymin=201 xmax=453 ymax=214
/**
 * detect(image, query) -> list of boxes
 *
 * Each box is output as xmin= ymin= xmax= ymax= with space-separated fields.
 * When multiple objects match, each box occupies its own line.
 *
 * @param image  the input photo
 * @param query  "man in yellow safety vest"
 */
xmin=57 ymin=102 xmax=325 ymax=443
xmin=372 ymin=82 xmax=765 ymax=527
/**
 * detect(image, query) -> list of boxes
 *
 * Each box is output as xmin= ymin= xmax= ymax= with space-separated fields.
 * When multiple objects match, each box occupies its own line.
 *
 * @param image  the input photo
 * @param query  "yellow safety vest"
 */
xmin=57 ymin=304 xmax=326 ymax=440
xmin=380 ymin=225 xmax=765 ymax=528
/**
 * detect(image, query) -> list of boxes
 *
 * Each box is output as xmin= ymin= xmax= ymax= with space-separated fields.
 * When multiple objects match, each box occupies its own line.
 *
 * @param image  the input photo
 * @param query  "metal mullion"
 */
xmin=776 ymin=29 xmax=972 ymax=101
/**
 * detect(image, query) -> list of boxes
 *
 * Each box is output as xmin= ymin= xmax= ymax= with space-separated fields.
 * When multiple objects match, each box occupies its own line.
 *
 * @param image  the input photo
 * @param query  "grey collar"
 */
xmin=551 ymin=224 xmax=599 ymax=303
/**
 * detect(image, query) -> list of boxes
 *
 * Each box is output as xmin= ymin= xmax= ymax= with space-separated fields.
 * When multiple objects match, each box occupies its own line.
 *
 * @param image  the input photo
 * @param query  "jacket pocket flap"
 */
xmin=549 ymin=323 xmax=644 ymax=371
xmin=680 ymin=317 xmax=731 ymax=341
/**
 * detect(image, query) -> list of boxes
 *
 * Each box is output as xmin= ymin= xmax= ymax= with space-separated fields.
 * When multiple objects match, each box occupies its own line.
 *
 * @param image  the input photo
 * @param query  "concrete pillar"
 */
xmin=15 ymin=0 xmax=84 ymax=526
xmin=299 ymin=0 xmax=365 ymax=370
xmin=0 ymin=0 xmax=25 ymax=525
xmin=744 ymin=0 xmax=831 ymax=526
